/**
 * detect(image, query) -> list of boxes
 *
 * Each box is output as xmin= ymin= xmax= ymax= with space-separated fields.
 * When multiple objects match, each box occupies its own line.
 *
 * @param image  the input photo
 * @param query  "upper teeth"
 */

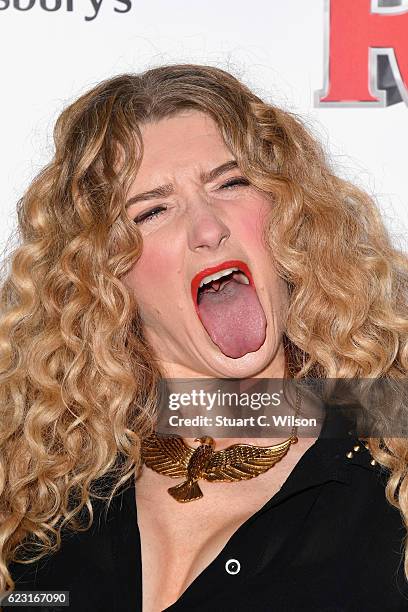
xmin=199 ymin=267 xmax=249 ymax=288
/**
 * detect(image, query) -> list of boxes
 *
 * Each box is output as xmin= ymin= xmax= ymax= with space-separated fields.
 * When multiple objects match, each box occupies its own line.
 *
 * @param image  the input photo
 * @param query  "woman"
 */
xmin=0 ymin=64 xmax=408 ymax=612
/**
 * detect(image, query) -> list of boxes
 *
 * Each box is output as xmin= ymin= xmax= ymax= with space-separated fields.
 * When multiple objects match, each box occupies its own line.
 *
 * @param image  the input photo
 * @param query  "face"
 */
xmin=123 ymin=110 xmax=289 ymax=378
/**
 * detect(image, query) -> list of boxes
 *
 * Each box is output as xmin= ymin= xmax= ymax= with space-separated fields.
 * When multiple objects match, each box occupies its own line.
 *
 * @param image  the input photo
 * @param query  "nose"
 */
xmin=187 ymin=198 xmax=230 ymax=252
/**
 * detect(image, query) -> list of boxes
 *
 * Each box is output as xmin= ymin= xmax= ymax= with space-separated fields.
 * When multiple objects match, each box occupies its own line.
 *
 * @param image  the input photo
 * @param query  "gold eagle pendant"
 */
xmin=141 ymin=433 xmax=298 ymax=503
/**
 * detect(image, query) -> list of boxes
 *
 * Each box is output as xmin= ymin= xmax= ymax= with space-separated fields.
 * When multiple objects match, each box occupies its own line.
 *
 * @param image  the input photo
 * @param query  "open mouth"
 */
xmin=191 ymin=260 xmax=267 ymax=359
xmin=191 ymin=260 xmax=255 ymax=310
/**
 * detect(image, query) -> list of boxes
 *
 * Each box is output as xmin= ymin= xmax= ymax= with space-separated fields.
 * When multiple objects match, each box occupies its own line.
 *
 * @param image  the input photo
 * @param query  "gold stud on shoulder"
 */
xmin=346 ymin=440 xmax=376 ymax=466
xmin=359 ymin=438 xmax=370 ymax=450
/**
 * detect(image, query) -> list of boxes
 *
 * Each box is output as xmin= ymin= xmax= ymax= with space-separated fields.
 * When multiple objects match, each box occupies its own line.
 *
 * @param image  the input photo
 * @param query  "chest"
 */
xmin=135 ymin=437 xmax=319 ymax=610
xmin=135 ymin=478 xmax=285 ymax=611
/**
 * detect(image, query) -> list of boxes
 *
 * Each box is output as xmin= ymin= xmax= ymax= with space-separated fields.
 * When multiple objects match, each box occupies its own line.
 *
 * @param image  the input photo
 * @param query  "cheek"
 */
xmin=235 ymin=199 xmax=287 ymax=299
xmin=234 ymin=199 xmax=271 ymax=251
xmin=124 ymin=240 xmax=178 ymax=309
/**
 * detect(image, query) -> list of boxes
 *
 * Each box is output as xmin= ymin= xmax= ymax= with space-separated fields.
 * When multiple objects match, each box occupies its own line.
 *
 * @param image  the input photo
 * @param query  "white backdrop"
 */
xmin=1 ymin=0 xmax=407 ymax=253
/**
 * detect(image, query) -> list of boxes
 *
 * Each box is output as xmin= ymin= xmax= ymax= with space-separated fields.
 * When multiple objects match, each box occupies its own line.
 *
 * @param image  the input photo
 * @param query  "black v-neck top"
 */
xmin=5 ymin=413 xmax=408 ymax=612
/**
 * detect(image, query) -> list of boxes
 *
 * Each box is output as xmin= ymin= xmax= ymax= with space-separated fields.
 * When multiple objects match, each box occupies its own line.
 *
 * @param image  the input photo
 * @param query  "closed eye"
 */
xmin=133 ymin=206 xmax=167 ymax=225
xmin=133 ymin=177 xmax=249 ymax=224
xmin=220 ymin=177 xmax=250 ymax=189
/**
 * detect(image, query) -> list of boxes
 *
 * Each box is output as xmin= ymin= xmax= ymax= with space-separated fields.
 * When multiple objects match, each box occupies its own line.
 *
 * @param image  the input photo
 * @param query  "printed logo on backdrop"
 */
xmin=0 ymin=0 xmax=131 ymax=21
xmin=315 ymin=0 xmax=408 ymax=107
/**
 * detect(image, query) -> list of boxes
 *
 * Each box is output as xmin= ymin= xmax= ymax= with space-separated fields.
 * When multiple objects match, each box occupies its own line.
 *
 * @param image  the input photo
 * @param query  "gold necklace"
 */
xmin=141 ymin=387 xmax=302 ymax=503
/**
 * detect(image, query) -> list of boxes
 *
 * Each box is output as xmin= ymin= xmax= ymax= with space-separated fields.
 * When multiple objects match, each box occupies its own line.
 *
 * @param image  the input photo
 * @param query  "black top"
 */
xmin=4 ymin=415 xmax=408 ymax=612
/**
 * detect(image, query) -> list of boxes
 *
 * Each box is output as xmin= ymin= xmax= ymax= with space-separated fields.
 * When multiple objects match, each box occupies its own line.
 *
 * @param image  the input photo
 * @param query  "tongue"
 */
xmin=197 ymin=278 xmax=267 ymax=358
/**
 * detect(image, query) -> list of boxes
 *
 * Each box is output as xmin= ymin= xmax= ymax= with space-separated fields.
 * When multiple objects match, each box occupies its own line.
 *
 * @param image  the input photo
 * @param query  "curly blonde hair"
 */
xmin=1 ymin=64 xmax=407 ymax=597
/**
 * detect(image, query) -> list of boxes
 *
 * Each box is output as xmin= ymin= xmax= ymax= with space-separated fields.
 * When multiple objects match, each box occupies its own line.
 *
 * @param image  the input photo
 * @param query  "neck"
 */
xmin=151 ymin=342 xmax=318 ymax=447
xmin=154 ymin=386 xmax=324 ymax=449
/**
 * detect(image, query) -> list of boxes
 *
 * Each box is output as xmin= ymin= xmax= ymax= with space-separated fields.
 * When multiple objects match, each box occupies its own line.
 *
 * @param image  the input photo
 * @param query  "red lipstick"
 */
xmin=191 ymin=259 xmax=254 ymax=313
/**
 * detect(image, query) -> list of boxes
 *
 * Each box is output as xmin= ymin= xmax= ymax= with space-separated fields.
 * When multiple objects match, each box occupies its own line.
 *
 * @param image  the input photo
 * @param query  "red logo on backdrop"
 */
xmin=315 ymin=0 xmax=408 ymax=107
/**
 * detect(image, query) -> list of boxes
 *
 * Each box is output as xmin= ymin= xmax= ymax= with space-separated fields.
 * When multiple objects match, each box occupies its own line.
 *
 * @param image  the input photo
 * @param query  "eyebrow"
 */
xmin=125 ymin=159 xmax=239 ymax=209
